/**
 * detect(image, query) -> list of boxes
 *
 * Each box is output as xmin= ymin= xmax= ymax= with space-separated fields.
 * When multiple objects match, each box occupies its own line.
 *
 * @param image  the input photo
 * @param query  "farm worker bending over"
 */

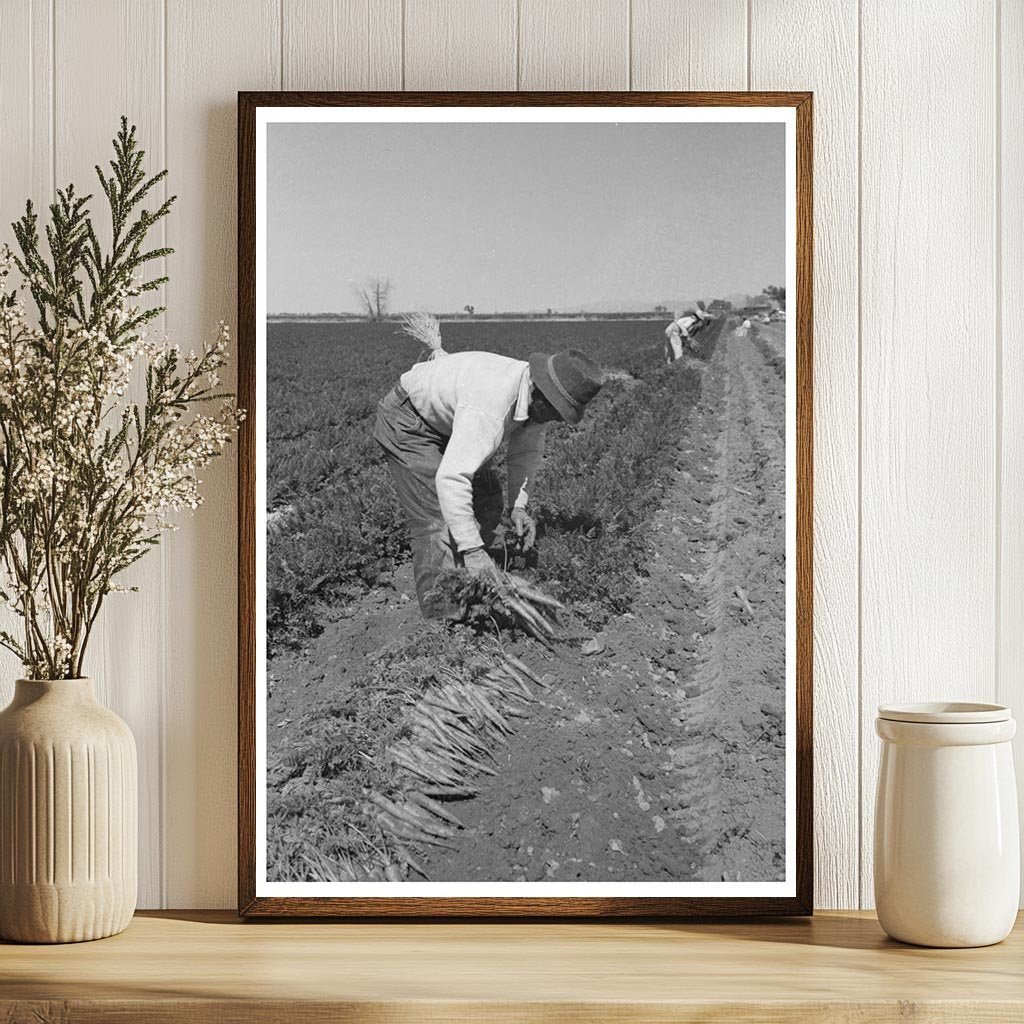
xmin=664 ymin=303 xmax=714 ymax=364
xmin=374 ymin=349 xmax=603 ymax=617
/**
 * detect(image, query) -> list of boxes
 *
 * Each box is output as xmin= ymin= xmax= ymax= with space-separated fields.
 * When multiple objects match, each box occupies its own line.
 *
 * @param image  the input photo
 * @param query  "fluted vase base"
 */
xmin=0 ymin=678 xmax=138 ymax=944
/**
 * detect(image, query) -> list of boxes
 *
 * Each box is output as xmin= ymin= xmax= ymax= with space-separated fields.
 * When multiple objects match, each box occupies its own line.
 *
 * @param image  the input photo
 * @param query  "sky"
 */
xmin=267 ymin=121 xmax=785 ymax=314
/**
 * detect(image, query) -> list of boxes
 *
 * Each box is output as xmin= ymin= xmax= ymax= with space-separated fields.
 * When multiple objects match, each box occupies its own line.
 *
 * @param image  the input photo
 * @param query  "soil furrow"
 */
xmin=672 ymin=324 xmax=786 ymax=881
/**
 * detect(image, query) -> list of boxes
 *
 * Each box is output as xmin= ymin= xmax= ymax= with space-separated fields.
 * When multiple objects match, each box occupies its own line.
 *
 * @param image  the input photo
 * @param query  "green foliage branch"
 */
xmin=0 ymin=118 xmax=241 ymax=679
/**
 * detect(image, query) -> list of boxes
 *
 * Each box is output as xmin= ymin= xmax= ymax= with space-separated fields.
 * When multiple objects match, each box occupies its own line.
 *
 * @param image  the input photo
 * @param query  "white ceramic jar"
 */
xmin=874 ymin=702 xmax=1019 ymax=947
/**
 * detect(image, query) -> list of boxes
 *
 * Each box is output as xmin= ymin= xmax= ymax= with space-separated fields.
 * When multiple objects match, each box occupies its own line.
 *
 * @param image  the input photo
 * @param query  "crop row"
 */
xmin=266 ymin=323 xmax=414 ymax=644
xmin=747 ymin=324 xmax=785 ymax=379
xmin=530 ymin=325 xmax=721 ymax=619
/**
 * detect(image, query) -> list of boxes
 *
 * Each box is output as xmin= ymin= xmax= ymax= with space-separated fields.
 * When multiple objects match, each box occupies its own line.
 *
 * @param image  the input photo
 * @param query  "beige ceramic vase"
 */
xmin=0 ymin=678 xmax=137 ymax=942
xmin=874 ymin=702 xmax=1019 ymax=948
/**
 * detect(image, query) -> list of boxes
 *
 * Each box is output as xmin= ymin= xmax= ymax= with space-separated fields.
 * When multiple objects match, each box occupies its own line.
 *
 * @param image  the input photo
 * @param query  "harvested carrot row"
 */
xmin=356 ymin=601 xmax=557 ymax=877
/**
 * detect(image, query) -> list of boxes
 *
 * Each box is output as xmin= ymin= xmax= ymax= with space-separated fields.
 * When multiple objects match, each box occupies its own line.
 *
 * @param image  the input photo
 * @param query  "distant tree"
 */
xmin=464 ymin=304 xmax=475 ymax=316
xmin=762 ymin=285 xmax=786 ymax=306
xmin=654 ymin=304 xmax=668 ymax=313
xmin=354 ymin=277 xmax=391 ymax=320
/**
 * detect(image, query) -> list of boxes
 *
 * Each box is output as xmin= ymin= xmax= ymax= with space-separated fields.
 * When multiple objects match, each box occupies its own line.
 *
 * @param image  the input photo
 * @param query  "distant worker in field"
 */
xmin=374 ymin=314 xmax=603 ymax=617
xmin=664 ymin=301 xmax=715 ymax=364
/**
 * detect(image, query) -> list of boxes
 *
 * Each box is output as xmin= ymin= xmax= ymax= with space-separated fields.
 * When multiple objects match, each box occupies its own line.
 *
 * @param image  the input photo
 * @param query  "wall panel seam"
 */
xmin=159 ymin=0 xmax=169 ymax=910
xmin=627 ymin=0 xmax=632 ymax=91
xmin=28 ymin=0 xmax=34 ymax=191
xmin=855 ymin=0 xmax=864 ymax=911
xmin=746 ymin=0 xmax=751 ymax=89
xmin=994 ymin=0 xmax=1003 ymax=705
xmin=49 ymin=0 xmax=55 ymax=197
xmin=515 ymin=0 xmax=521 ymax=90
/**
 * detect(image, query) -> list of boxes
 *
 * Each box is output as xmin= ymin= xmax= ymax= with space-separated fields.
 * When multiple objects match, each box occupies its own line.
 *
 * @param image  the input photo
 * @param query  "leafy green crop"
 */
xmin=266 ymin=318 xmax=713 ymax=645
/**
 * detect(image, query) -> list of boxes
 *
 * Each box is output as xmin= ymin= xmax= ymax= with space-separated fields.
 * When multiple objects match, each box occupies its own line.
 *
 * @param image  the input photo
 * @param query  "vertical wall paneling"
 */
xmin=53 ymin=0 xmax=166 ymax=909
xmin=403 ymin=0 xmax=516 ymax=90
xmin=0 ymin=0 xmax=51 ymax=223
xmin=164 ymin=0 xmax=280 ymax=908
xmin=283 ymin=0 xmax=402 ymax=90
xmin=0 ymin=2 xmax=53 ymax=698
xmin=999 ymin=0 xmax=1024 ymax=897
xmin=630 ymin=0 xmax=746 ymax=90
xmin=0 ymin=0 xmax=1016 ymax=911
xmin=749 ymin=0 xmax=860 ymax=911
xmin=859 ymin=0 xmax=997 ymax=908
xmin=518 ymin=0 xmax=629 ymax=90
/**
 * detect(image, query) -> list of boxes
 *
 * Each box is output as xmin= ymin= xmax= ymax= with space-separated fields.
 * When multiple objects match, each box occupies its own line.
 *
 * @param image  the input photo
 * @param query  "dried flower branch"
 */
xmin=0 ymin=117 xmax=241 ymax=679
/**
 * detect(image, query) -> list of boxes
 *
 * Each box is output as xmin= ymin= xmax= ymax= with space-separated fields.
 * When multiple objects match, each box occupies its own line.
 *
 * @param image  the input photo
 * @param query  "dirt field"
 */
xmin=267 ymin=317 xmax=786 ymax=883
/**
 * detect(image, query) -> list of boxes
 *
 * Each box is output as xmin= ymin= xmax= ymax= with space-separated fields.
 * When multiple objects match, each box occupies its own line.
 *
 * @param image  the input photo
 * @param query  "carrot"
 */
xmin=414 ymin=714 xmax=457 ymax=750
xmin=507 ymin=577 xmax=565 ymax=610
xmin=392 ymin=756 xmax=443 ymax=785
xmin=419 ymin=785 xmax=480 ymax=800
xmin=475 ymin=672 xmax=520 ymax=700
xmin=508 ymin=597 xmax=554 ymax=635
xmin=396 ymin=748 xmax=459 ymax=785
xmin=495 ymin=663 xmax=534 ymax=699
xmin=408 ymin=791 xmax=468 ymax=829
xmin=369 ymin=795 xmax=456 ymax=838
xmin=442 ymin=746 xmax=498 ymax=775
xmin=424 ymin=709 xmax=486 ymax=753
xmin=516 ymin=616 xmax=554 ymax=647
xmin=377 ymin=812 xmax=457 ymax=850
xmin=504 ymin=654 xmax=545 ymax=687
xmin=394 ymin=843 xmax=430 ymax=879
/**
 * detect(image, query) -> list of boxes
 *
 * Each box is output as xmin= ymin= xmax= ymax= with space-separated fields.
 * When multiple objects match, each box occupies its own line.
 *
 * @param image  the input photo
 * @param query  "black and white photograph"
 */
xmin=246 ymin=100 xmax=807 ymax=910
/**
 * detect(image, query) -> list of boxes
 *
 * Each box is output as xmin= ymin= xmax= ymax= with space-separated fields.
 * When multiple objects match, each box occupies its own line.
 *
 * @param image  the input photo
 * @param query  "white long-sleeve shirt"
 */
xmin=399 ymin=351 xmax=546 ymax=551
xmin=666 ymin=308 xmax=713 ymax=338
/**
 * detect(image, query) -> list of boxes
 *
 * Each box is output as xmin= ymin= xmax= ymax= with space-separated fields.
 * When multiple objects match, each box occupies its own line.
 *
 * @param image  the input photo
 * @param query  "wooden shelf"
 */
xmin=2 ymin=910 xmax=1022 ymax=1022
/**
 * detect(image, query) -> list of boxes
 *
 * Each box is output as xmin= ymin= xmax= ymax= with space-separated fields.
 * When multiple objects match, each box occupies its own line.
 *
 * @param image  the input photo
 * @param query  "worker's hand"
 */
xmin=510 ymin=508 xmax=537 ymax=551
xmin=463 ymin=547 xmax=504 ymax=590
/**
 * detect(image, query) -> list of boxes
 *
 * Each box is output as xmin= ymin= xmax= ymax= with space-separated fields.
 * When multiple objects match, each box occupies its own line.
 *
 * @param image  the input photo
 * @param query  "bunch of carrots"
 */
xmin=429 ymin=569 xmax=564 ymax=646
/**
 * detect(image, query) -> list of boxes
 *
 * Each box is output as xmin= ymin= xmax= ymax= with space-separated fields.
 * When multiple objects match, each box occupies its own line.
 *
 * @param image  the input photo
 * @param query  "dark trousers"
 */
xmin=373 ymin=385 xmax=503 ymax=616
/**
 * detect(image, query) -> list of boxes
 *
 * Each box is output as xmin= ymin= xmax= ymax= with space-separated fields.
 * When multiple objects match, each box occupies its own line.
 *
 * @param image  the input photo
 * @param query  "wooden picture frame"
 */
xmin=238 ymin=91 xmax=813 ymax=918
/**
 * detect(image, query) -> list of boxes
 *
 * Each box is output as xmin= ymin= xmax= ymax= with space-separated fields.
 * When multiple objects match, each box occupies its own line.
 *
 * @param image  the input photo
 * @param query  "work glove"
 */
xmin=463 ymin=547 xmax=505 ymax=590
xmin=510 ymin=508 xmax=537 ymax=551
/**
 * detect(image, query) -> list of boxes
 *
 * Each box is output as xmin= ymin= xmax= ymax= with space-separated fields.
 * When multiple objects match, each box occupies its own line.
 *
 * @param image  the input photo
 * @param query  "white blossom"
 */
xmin=0 ymin=243 xmax=241 ymax=679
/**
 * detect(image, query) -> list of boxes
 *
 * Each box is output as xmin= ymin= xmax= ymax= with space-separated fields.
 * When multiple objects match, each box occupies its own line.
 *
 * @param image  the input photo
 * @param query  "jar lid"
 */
xmin=877 ymin=701 xmax=1011 ymax=724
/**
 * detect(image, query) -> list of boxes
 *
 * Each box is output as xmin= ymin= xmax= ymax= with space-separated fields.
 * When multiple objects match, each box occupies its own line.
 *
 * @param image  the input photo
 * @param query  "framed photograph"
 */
xmin=238 ymin=91 xmax=813 ymax=917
